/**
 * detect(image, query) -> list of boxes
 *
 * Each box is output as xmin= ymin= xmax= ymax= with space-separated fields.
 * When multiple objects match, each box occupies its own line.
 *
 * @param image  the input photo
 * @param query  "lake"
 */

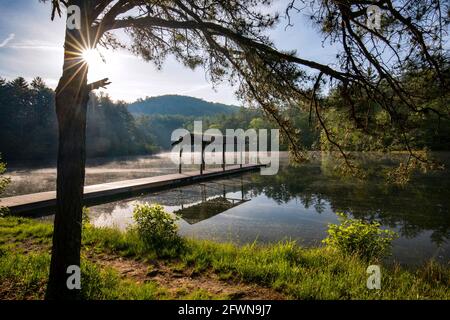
xmin=3 ymin=152 xmax=450 ymax=266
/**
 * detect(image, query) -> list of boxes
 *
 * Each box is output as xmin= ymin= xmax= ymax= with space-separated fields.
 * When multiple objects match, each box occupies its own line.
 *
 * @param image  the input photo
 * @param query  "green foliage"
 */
xmin=0 ymin=157 xmax=10 ymax=216
xmin=0 ymin=216 xmax=449 ymax=299
xmin=323 ymin=213 xmax=398 ymax=261
xmin=79 ymin=258 xmax=165 ymax=300
xmin=0 ymin=77 xmax=310 ymax=157
xmin=86 ymin=225 xmax=449 ymax=299
xmin=0 ymin=250 xmax=50 ymax=299
xmin=0 ymin=157 xmax=10 ymax=192
xmin=86 ymin=93 xmax=158 ymax=157
xmin=81 ymin=219 xmax=449 ymax=299
xmin=0 ymin=217 xmax=53 ymax=247
xmin=320 ymin=65 xmax=450 ymax=153
xmin=0 ymin=77 xmax=57 ymax=161
xmin=132 ymin=203 xmax=184 ymax=255
xmin=0 ymin=248 xmax=166 ymax=300
xmin=129 ymin=95 xmax=239 ymax=117
xmin=132 ymin=106 xmax=288 ymax=151
xmin=0 ymin=78 xmax=158 ymax=161
xmin=135 ymin=114 xmax=193 ymax=150
xmin=315 ymin=63 xmax=450 ymax=181
xmin=82 ymin=207 xmax=91 ymax=229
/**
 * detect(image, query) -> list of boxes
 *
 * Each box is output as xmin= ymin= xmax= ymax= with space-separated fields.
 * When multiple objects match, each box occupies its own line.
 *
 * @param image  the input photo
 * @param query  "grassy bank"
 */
xmin=0 ymin=217 xmax=449 ymax=300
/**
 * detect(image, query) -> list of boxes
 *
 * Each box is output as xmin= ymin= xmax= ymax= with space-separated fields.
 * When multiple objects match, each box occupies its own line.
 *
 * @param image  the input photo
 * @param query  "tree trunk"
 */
xmin=45 ymin=12 xmax=90 ymax=300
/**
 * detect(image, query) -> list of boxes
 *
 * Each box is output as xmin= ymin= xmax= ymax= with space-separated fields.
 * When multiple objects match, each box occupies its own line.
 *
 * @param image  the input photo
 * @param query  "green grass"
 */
xmin=0 ymin=217 xmax=53 ymax=247
xmin=0 ymin=249 xmax=49 ymax=299
xmin=0 ymin=248 xmax=168 ymax=300
xmin=181 ymin=240 xmax=449 ymax=299
xmin=0 ymin=216 xmax=449 ymax=300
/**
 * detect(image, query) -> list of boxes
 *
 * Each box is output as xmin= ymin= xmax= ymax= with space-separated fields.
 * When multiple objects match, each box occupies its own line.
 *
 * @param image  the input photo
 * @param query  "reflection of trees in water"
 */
xmin=248 ymin=160 xmax=450 ymax=245
xmin=89 ymin=154 xmax=449 ymax=244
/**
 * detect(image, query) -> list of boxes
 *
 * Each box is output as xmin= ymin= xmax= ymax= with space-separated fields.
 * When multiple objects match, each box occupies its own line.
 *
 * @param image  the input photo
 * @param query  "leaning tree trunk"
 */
xmin=45 ymin=13 xmax=90 ymax=300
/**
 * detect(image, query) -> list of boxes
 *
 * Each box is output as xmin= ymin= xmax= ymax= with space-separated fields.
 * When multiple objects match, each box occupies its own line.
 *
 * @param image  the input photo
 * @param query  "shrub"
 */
xmin=0 ymin=157 xmax=10 ymax=194
xmin=0 ymin=156 xmax=11 ymax=216
xmin=82 ymin=207 xmax=91 ymax=229
xmin=323 ymin=213 xmax=397 ymax=261
xmin=132 ymin=203 xmax=183 ymax=255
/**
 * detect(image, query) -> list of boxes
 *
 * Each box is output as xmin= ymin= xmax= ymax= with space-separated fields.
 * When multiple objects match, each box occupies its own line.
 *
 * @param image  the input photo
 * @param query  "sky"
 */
xmin=0 ymin=0 xmax=339 ymax=105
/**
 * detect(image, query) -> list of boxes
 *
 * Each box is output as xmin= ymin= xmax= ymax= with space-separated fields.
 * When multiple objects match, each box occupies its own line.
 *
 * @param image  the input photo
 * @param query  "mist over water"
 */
xmin=3 ymin=152 xmax=450 ymax=266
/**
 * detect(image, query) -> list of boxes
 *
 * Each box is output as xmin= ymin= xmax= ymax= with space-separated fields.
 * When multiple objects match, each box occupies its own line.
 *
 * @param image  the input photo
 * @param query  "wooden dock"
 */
xmin=0 ymin=164 xmax=263 ymax=215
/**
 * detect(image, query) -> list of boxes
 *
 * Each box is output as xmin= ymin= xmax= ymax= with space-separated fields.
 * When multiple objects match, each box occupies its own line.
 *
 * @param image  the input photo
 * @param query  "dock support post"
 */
xmin=222 ymin=136 xmax=226 ymax=171
xmin=200 ymin=136 xmax=205 ymax=175
xmin=179 ymin=149 xmax=182 ymax=174
xmin=240 ymin=140 xmax=243 ymax=169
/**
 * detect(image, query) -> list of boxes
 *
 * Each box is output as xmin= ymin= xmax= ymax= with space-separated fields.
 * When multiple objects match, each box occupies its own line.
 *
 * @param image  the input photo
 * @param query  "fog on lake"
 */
xmin=4 ymin=152 xmax=450 ymax=266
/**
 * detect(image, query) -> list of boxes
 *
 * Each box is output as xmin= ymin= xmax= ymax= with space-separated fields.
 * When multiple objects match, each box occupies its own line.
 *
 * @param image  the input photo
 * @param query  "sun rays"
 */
xmin=82 ymin=49 xmax=99 ymax=67
xmin=58 ymin=26 xmax=107 ymax=93
xmin=81 ymin=48 xmax=107 ymax=81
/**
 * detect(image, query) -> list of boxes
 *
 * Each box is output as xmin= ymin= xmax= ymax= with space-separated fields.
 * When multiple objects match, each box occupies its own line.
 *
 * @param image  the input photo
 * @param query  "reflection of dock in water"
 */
xmin=173 ymin=177 xmax=249 ymax=224
xmin=175 ymin=196 xmax=249 ymax=224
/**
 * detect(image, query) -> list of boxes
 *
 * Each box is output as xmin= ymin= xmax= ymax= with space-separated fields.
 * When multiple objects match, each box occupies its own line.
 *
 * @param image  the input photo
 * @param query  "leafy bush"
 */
xmin=132 ymin=203 xmax=183 ymax=255
xmin=82 ymin=207 xmax=91 ymax=229
xmin=0 ymin=157 xmax=10 ymax=193
xmin=323 ymin=213 xmax=397 ymax=261
xmin=0 ymin=156 xmax=11 ymax=216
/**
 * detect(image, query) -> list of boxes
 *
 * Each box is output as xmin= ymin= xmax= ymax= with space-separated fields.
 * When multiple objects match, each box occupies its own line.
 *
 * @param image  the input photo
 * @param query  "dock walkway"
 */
xmin=0 ymin=164 xmax=262 ymax=214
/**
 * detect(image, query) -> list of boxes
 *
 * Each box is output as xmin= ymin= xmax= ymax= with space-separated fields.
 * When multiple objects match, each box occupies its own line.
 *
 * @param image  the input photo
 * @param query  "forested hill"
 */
xmin=0 ymin=77 xmax=247 ymax=162
xmin=128 ymin=95 xmax=239 ymax=117
xmin=2 ymin=64 xmax=448 ymax=163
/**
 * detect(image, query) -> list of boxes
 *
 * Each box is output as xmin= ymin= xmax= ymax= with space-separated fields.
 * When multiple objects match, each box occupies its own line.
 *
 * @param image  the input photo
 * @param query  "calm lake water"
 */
xmin=4 ymin=152 xmax=450 ymax=266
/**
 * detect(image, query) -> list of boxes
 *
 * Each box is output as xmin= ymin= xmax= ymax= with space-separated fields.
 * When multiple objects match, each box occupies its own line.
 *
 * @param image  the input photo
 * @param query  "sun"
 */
xmin=82 ymin=49 xmax=100 ymax=67
xmin=81 ymin=49 xmax=107 ymax=82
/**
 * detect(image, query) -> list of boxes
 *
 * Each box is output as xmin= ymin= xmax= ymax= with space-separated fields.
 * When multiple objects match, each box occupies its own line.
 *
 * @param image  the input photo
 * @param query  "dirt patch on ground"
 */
xmin=87 ymin=251 xmax=286 ymax=300
xmin=2 ymin=236 xmax=51 ymax=255
xmin=0 ymin=279 xmax=46 ymax=300
xmin=5 ymin=239 xmax=286 ymax=300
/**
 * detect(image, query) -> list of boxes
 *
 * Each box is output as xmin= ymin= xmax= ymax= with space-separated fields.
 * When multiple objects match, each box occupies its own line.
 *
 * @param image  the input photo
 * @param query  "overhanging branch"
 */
xmin=108 ymin=16 xmax=352 ymax=82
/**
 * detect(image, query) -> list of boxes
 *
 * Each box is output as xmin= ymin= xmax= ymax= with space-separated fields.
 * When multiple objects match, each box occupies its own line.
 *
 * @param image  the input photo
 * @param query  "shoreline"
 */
xmin=1 ymin=217 xmax=448 ymax=300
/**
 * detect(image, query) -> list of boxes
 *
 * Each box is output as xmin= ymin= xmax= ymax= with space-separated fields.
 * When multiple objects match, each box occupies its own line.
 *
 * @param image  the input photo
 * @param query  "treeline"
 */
xmin=1 ymin=66 xmax=448 ymax=163
xmin=143 ymin=108 xmax=319 ymax=151
xmin=201 ymin=108 xmax=319 ymax=151
xmin=128 ymin=110 xmax=293 ymax=150
xmin=319 ymin=64 xmax=450 ymax=152
xmin=129 ymin=95 xmax=240 ymax=116
xmin=0 ymin=76 xmax=318 ymax=163
xmin=0 ymin=77 xmax=159 ymax=162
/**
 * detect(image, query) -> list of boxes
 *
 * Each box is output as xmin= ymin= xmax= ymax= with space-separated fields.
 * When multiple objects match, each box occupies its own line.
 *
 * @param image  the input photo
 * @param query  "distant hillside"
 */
xmin=128 ymin=95 xmax=239 ymax=117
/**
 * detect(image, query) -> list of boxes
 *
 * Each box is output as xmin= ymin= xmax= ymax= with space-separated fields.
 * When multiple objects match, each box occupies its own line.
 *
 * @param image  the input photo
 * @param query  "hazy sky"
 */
xmin=0 ymin=0 xmax=338 ymax=105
